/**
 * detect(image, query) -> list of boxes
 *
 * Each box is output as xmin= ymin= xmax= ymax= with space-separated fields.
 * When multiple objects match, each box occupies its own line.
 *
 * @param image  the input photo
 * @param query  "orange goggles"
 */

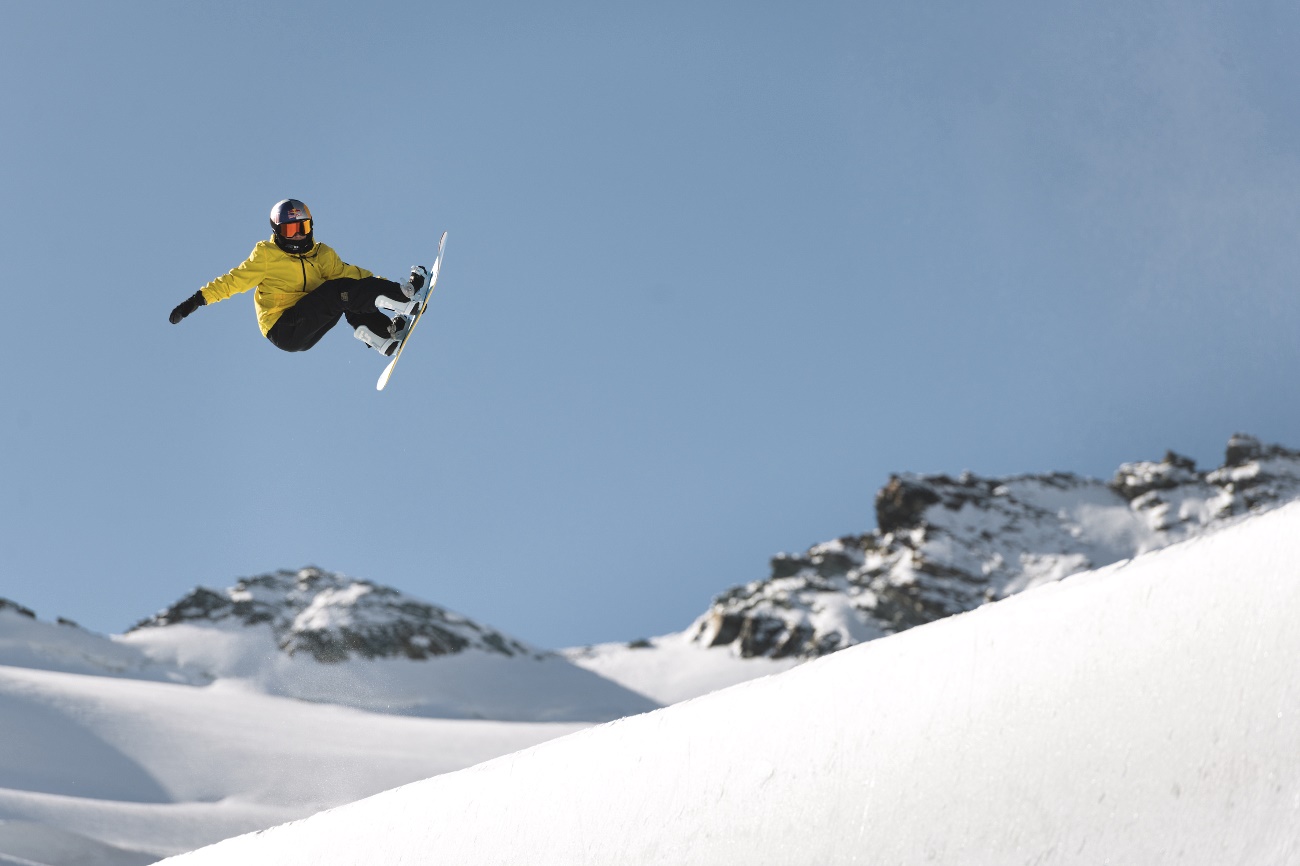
xmin=279 ymin=218 xmax=312 ymax=239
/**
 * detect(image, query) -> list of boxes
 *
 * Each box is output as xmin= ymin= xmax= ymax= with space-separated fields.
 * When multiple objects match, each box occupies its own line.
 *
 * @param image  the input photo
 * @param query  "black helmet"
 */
xmin=270 ymin=199 xmax=314 ymax=254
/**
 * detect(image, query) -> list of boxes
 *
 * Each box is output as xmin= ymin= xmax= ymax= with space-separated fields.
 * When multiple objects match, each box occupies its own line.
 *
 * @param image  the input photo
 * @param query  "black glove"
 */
xmin=170 ymin=291 xmax=206 ymax=324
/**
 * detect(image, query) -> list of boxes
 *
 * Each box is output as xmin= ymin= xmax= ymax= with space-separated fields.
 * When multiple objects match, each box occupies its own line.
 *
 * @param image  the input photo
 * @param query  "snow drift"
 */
xmin=164 ymin=500 xmax=1300 ymax=865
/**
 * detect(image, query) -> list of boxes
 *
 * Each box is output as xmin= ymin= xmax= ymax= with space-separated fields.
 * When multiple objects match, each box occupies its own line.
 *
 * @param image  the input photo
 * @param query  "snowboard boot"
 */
xmin=376 ymin=292 xmax=418 ymax=318
xmin=402 ymin=265 xmax=430 ymax=300
xmin=354 ymin=324 xmax=399 ymax=356
xmin=376 ymin=266 xmax=431 ymax=318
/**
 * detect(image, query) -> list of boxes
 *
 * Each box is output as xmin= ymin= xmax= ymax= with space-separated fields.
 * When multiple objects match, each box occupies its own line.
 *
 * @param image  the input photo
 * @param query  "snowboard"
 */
xmin=377 ymin=231 xmax=448 ymax=391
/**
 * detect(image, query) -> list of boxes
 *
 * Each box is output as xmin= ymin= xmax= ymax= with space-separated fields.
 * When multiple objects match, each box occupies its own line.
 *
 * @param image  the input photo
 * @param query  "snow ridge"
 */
xmin=692 ymin=433 xmax=1300 ymax=658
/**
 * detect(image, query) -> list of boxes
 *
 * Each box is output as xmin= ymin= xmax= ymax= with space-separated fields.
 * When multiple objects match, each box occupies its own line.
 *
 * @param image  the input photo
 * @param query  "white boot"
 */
xmin=354 ymin=325 xmax=398 ymax=356
xmin=376 ymin=294 xmax=419 ymax=317
xmin=402 ymin=265 xmax=431 ymax=300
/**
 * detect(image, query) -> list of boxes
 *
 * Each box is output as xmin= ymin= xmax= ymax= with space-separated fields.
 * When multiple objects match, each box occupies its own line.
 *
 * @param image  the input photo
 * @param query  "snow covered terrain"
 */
xmin=164 ymin=499 xmax=1300 ymax=865
xmin=0 ymin=659 xmax=585 ymax=864
xmin=5 ymin=436 xmax=1300 ymax=864
xmin=560 ymin=631 xmax=800 ymax=705
xmin=0 ymin=572 xmax=654 ymax=865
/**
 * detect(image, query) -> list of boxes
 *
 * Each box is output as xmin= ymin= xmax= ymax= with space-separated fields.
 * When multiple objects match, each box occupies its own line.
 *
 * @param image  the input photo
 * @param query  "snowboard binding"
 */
xmin=377 ymin=266 xmax=432 ymax=318
xmin=354 ymin=325 xmax=400 ymax=356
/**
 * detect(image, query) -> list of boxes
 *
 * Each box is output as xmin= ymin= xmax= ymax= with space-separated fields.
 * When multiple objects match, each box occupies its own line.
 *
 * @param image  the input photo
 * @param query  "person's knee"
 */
xmin=267 ymin=318 xmax=326 ymax=352
xmin=267 ymin=331 xmax=306 ymax=352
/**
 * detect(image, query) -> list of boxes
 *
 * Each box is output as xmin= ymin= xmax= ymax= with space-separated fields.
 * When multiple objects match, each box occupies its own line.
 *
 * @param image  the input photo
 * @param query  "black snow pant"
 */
xmin=266 ymin=277 xmax=407 ymax=353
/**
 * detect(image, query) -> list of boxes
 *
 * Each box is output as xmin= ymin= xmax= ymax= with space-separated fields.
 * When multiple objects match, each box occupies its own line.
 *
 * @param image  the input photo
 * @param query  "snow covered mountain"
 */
xmin=119 ymin=567 xmax=658 ymax=722
xmin=162 ymin=497 xmax=1300 ymax=865
xmin=6 ymin=436 xmax=1300 ymax=865
xmin=131 ymin=566 xmax=533 ymax=663
xmin=685 ymin=433 xmax=1300 ymax=659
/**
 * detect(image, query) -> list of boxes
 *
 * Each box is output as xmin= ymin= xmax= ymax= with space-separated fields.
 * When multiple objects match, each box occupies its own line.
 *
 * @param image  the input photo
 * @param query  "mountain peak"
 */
xmin=132 ymin=566 xmax=535 ymax=663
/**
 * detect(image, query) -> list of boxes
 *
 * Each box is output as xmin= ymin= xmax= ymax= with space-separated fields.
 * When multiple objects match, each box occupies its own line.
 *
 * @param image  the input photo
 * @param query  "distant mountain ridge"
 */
xmin=689 ymin=434 xmax=1300 ymax=659
xmin=3 ymin=567 xmax=660 ymax=724
xmin=7 ymin=436 xmax=1299 ymax=715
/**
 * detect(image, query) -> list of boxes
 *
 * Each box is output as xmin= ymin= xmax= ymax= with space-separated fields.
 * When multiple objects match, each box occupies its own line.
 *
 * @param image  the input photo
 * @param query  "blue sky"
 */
xmin=3 ymin=0 xmax=1300 ymax=648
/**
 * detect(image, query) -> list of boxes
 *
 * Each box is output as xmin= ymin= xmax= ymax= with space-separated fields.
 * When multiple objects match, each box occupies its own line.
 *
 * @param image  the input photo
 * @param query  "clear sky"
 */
xmin=3 ymin=0 xmax=1300 ymax=649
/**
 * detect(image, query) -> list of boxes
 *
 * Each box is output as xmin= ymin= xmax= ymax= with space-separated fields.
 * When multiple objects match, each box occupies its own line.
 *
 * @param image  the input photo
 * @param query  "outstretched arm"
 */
xmin=169 ymin=248 xmax=265 ymax=325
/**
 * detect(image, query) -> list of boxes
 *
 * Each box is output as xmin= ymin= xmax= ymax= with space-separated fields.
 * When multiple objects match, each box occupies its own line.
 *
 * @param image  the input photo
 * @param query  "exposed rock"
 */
xmin=875 ymin=475 xmax=942 ymax=534
xmin=1222 ymin=433 xmax=1300 ymax=467
xmin=0 ymin=598 xmax=36 ymax=619
xmin=131 ymin=567 xmax=535 ymax=663
xmin=1109 ymin=451 xmax=1200 ymax=502
xmin=693 ymin=435 xmax=1300 ymax=660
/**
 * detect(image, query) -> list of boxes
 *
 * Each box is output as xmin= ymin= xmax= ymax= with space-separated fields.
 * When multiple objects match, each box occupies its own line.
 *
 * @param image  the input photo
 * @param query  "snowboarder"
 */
xmin=167 ymin=199 xmax=424 ymax=356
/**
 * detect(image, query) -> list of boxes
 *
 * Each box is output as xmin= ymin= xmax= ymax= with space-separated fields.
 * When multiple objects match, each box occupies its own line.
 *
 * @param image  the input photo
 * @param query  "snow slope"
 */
xmin=560 ymin=632 xmax=799 ymax=705
xmin=164 ymin=501 xmax=1300 ymax=865
xmin=123 ymin=621 xmax=655 ymax=722
xmin=0 ymin=604 xmax=179 ymax=684
xmin=0 ymin=661 xmax=586 ymax=863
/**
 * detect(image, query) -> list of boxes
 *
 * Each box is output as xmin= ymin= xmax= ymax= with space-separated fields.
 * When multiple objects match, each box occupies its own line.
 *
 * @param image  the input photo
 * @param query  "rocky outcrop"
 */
xmin=692 ymin=434 xmax=1300 ymax=659
xmin=132 ymin=567 xmax=536 ymax=663
xmin=0 ymin=598 xmax=37 ymax=619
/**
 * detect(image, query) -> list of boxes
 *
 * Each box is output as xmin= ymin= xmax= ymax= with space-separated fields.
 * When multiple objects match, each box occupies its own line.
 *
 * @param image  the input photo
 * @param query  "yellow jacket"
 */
xmin=200 ymin=240 xmax=380 ymax=336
